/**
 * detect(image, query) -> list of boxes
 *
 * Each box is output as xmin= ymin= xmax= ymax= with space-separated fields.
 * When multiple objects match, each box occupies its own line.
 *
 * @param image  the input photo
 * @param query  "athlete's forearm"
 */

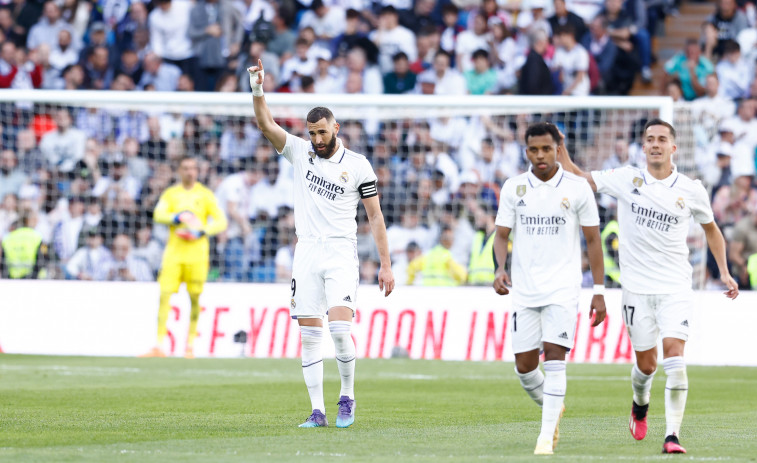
xmin=703 ymin=222 xmax=731 ymax=277
xmin=368 ymin=212 xmax=391 ymax=268
xmin=252 ymin=94 xmax=287 ymax=152
xmin=583 ymin=225 xmax=605 ymax=285
xmin=493 ymin=227 xmax=510 ymax=272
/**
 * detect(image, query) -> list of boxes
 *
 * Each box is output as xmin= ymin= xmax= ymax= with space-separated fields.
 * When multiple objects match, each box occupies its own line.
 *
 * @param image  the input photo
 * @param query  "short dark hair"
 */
xmin=392 ymin=51 xmax=409 ymax=62
xmin=643 ymin=118 xmax=676 ymax=139
xmin=306 ymin=106 xmax=335 ymax=124
xmin=555 ymin=23 xmax=576 ymax=37
xmin=472 ymin=48 xmax=489 ymax=60
xmin=177 ymin=155 xmax=198 ymax=166
xmin=722 ymin=39 xmax=740 ymax=55
xmin=525 ymin=122 xmax=561 ymax=145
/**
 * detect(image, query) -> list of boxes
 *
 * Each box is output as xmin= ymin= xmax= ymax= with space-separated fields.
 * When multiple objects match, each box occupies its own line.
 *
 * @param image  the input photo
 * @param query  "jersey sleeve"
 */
xmin=689 ymin=180 xmax=716 ymax=224
xmin=153 ymin=189 xmax=175 ymax=224
xmin=278 ymin=132 xmax=312 ymax=164
xmin=494 ymin=180 xmax=515 ymax=229
xmin=357 ymin=158 xmax=379 ymax=199
xmin=576 ymin=179 xmax=600 ymax=227
xmin=591 ymin=166 xmax=630 ymax=197
xmin=203 ymin=188 xmax=229 ymax=236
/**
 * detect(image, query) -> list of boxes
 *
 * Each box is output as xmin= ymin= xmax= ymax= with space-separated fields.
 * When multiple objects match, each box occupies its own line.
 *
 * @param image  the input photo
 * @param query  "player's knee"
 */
xmin=514 ymin=353 xmax=539 ymax=374
xmin=188 ymin=293 xmax=201 ymax=302
xmin=637 ymin=359 xmax=657 ymax=376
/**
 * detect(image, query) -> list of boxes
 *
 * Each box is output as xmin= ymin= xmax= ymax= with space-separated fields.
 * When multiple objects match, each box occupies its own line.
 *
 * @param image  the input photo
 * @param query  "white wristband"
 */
xmin=249 ymin=69 xmax=264 ymax=97
xmin=593 ymin=284 xmax=605 ymax=296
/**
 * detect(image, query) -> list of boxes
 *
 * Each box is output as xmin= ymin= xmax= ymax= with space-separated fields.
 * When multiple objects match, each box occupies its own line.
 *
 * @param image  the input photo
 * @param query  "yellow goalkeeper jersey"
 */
xmin=153 ymin=182 xmax=228 ymax=264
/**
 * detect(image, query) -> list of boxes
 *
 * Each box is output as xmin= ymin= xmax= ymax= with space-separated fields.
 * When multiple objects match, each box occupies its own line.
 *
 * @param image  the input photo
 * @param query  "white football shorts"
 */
xmin=511 ymin=300 xmax=578 ymax=354
xmin=289 ymin=238 xmax=359 ymax=319
xmin=620 ymin=289 xmax=692 ymax=351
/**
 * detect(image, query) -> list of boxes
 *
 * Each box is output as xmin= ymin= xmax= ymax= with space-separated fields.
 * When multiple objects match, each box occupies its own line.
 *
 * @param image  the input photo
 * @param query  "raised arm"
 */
xmin=701 ymin=221 xmax=739 ymax=299
xmin=248 ymin=59 xmax=288 ymax=153
xmin=362 ymin=195 xmax=394 ymax=296
xmin=555 ymin=132 xmax=597 ymax=192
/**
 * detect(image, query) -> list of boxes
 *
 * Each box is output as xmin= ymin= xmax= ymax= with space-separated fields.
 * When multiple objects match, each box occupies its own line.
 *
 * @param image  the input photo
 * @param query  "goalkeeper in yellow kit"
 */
xmin=143 ymin=156 xmax=228 ymax=358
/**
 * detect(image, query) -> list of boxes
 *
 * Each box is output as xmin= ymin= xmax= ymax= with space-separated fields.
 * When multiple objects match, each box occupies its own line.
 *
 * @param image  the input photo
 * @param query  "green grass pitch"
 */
xmin=1 ymin=355 xmax=756 ymax=462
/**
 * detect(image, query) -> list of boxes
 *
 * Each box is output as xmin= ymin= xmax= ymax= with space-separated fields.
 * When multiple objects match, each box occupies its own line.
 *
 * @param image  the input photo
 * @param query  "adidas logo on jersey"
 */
xmin=517 ymin=199 xmax=526 ymax=207
xmin=308 ymin=157 xmax=314 ymax=165
xmin=343 ymin=295 xmax=352 ymax=302
xmin=681 ymin=320 xmax=688 ymax=327
xmin=631 ymin=188 xmax=641 ymax=195
xmin=558 ymin=332 xmax=569 ymax=339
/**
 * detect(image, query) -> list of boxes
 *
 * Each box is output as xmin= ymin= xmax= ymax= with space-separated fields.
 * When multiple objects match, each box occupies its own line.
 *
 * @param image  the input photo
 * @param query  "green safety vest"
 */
xmin=600 ymin=220 xmax=621 ymax=284
xmin=748 ymin=253 xmax=757 ymax=289
xmin=468 ymin=230 xmax=495 ymax=285
xmin=422 ymin=245 xmax=458 ymax=286
xmin=1 ymin=227 xmax=42 ymax=279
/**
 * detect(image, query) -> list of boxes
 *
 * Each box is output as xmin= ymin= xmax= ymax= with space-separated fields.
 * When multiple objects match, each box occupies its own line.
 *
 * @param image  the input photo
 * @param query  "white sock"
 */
xmin=515 ymin=366 xmax=544 ymax=406
xmin=663 ymin=356 xmax=688 ymax=437
xmin=330 ymin=321 xmax=356 ymax=399
xmin=631 ymin=364 xmax=655 ymax=406
xmin=300 ymin=326 xmax=325 ymax=413
xmin=538 ymin=360 xmax=566 ymax=441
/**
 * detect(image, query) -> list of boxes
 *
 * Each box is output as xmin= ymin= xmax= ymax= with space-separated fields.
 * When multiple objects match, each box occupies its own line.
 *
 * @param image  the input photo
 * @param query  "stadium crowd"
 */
xmin=0 ymin=0 xmax=756 ymax=290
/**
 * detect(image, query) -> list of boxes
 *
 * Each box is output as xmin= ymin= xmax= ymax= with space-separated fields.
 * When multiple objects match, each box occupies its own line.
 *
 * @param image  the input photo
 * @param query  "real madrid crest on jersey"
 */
xmin=340 ymin=172 xmax=349 ymax=183
xmin=291 ymin=298 xmax=296 ymax=309
xmin=560 ymin=197 xmax=570 ymax=210
xmin=675 ymin=197 xmax=685 ymax=209
xmin=632 ymin=177 xmax=643 ymax=187
xmin=516 ymin=185 xmax=526 ymax=197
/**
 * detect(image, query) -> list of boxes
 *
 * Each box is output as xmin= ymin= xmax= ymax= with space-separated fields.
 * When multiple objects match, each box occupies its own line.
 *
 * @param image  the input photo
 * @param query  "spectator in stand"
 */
xmin=27 ymin=1 xmax=78 ymax=51
xmin=0 ymin=41 xmax=43 ymax=89
xmin=132 ymin=221 xmax=162 ymax=277
xmin=149 ymin=0 xmax=197 ymax=81
xmin=582 ymin=15 xmax=618 ymax=94
xmin=456 ymin=12 xmax=491 ymax=73
xmin=0 ymin=150 xmax=28 ymax=202
xmin=553 ymin=24 xmax=590 ymax=96
xmin=549 ymin=0 xmax=588 ymax=43
xmin=237 ymin=39 xmax=280 ymax=93
xmin=92 ymin=154 xmax=141 ymax=202
xmin=0 ymin=193 xmax=18 ymax=237
xmin=330 ymin=9 xmax=372 ymax=61
xmin=439 ymin=3 xmax=463 ymax=58
xmin=82 ymin=45 xmax=113 ymax=90
xmin=706 ymin=0 xmax=748 ymax=57
xmin=65 ymin=227 xmax=112 ymax=280
xmin=52 ymin=194 xmax=86 ymax=263
xmin=105 ymin=234 xmax=153 ymax=281
xmin=518 ymin=29 xmax=554 ymax=95
xmin=115 ymin=1 xmax=149 ymax=55
xmin=383 ymin=51 xmax=416 ymax=94
xmin=15 ymin=129 xmax=45 ymax=175
xmin=665 ymin=77 xmax=684 ymax=101
xmin=219 ymin=116 xmax=259 ymax=165
xmin=299 ymin=0 xmax=346 ymax=49
xmin=400 ymin=0 xmax=437 ymax=32
xmin=60 ymin=62 xmax=85 ymax=90
xmin=416 ymin=50 xmax=467 ymax=95
xmin=716 ymin=39 xmax=749 ymax=99
xmin=268 ymin=12 xmax=297 ymax=58
xmin=48 ymin=29 xmax=78 ymax=73
xmin=342 ymin=46 xmax=384 ymax=94
xmin=370 ymin=5 xmax=417 ymax=75
xmin=279 ymin=37 xmax=318 ymax=88
xmin=114 ymin=49 xmax=142 ymax=85
xmin=313 ymin=49 xmax=343 ymax=93
xmin=464 ymin=48 xmax=497 ymax=95
xmin=406 ymin=224 xmax=467 ymax=286
xmin=137 ymin=52 xmax=181 ymax=91
xmin=730 ymin=208 xmax=757 ymax=288
xmin=188 ymin=0 xmax=243 ymax=92
xmin=410 ymin=25 xmax=439 ymax=74
xmin=487 ymin=18 xmax=519 ymax=94
xmin=603 ymin=0 xmax=651 ymax=83
xmin=691 ymin=73 xmax=737 ymax=136
xmin=664 ymin=38 xmax=713 ymax=101
xmin=40 ymin=108 xmax=87 ymax=174
xmin=712 ymin=170 xmax=757 ymax=231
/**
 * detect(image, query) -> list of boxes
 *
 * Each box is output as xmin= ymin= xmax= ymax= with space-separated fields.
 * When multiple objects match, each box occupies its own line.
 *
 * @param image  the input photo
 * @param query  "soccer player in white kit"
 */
xmin=492 ymin=123 xmax=608 ymax=455
xmin=248 ymin=60 xmax=395 ymax=428
xmin=558 ymin=118 xmax=739 ymax=454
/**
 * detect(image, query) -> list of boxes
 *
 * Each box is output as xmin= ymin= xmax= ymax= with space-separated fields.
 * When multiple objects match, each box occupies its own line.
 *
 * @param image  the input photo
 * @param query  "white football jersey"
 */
xmin=496 ymin=165 xmax=600 ymax=307
xmin=591 ymin=165 xmax=714 ymax=294
xmin=278 ymin=132 xmax=378 ymax=241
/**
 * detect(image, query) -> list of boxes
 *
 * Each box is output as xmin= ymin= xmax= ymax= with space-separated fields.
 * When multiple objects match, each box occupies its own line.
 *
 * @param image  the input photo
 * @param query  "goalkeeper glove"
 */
xmin=176 ymin=228 xmax=205 ymax=241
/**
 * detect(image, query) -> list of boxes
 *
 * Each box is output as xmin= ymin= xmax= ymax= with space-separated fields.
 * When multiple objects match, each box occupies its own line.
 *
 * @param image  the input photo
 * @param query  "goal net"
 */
xmin=0 ymin=91 xmax=706 ymax=288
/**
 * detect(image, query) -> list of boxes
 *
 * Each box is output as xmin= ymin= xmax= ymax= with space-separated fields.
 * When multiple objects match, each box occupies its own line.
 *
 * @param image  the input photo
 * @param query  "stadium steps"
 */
xmin=630 ymin=1 xmax=715 ymax=96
